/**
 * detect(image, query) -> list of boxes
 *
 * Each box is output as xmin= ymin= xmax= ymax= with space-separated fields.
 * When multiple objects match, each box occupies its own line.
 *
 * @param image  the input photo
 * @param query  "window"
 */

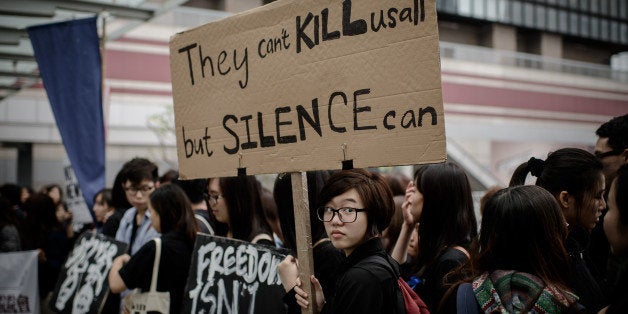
xmin=547 ymin=8 xmax=558 ymax=31
xmin=513 ymin=1 xmax=523 ymax=24
xmin=536 ymin=5 xmax=546 ymax=29
xmin=591 ymin=17 xmax=600 ymax=38
xmin=473 ymin=0 xmax=486 ymax=19
xmin=601 ymin=19 xmax=610 ymax=40
xmin=580 ymin=15 xmax=589 ymax=37
xmin=569 ymin=12 xmax=579 ymax=36
xmin=558 ymin=10 xmax=569 ymax=33
xmin=459 ymin=0 xmax=472 ymax=16
xmin=487 ymin=0 xmax=498 ymax=20
xmin=524 ymin=3 xmax=535 ymax=28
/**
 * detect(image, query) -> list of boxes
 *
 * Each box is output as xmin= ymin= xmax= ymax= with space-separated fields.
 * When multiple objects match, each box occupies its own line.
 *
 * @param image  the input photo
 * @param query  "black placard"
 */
xmin=182 ymin=234 xmax=288 ymax=313
xmin=49 ymin=232 xmax=128 ymax=313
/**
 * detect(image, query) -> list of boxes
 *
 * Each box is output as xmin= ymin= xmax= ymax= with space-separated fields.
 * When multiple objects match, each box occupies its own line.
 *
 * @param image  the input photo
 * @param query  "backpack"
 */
xmin=361 ymin=254 xmax=430 ymax=314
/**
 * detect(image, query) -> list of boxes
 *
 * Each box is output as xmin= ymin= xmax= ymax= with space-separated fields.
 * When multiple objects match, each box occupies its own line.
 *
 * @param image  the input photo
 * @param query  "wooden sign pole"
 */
xmin=291 ymin=171 xmax=317 ymax=314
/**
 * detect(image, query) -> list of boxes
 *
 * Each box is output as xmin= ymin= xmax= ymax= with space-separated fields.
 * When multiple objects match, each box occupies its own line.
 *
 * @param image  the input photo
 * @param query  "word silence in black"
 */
xmin=182 ymin=234 xmax=287 ymax=313
xmin=50 ymin=232 xmax=128 ymax=314
xmin=174 ymin=0 xmax=426 ymax=89
xmin=182 ymin=87 xmax=438 ymax=158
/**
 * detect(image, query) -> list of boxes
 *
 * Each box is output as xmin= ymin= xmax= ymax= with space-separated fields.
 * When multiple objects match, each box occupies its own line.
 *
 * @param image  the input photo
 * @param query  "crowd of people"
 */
xmin=0 ymin=113 xmax=626 ymax=313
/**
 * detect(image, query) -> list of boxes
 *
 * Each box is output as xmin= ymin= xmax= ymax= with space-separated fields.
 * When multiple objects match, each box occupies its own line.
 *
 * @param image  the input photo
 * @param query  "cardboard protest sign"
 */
xmin=0 ymin=250 xmax=40 ymax=313
xmin=182 ymin=234 xmax=288 ymax=313
xmin=50 ymin=232 xmax=128 ymax=313
xmin=63 ymin=163 xmax=93 ymax=224
xmin=170 ymin=0 xmax=445 ymax=179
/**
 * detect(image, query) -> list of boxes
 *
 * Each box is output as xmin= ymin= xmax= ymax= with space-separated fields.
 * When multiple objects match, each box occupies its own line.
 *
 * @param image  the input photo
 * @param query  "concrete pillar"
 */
xmin=491 ymin=24 xmax=517 ymax=51
xmin=540 ymin=33 xmax=562 ymax=58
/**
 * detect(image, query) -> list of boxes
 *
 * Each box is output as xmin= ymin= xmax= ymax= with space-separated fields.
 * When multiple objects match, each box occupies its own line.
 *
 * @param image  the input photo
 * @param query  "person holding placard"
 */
xmin=109 ymin=184 xmax=198 ymax=313
xmin=207 ymin=175 xmax=274 ymax=245
xmin=279 ymin=169 xmax=401 ymax=313
xmin=274 ymin=171 xmax=345 ymax=312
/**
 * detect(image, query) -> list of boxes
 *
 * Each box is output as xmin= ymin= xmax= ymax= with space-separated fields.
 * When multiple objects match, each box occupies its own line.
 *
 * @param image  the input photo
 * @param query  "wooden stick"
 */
xmin=291 ymin=172 xmax=317 ymax=314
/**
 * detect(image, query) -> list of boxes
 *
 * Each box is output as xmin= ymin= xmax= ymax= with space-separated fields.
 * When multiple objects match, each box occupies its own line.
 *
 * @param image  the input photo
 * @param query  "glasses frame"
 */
xmin=207 ymin=194 xmax=224 ymax=206
xmin=317 ymin=206 xmax=366 ymax=223
xmin=123 ymin=185 xmax=155 ymax=195
xmin=595 ymin=150 xmax=623 ymax=159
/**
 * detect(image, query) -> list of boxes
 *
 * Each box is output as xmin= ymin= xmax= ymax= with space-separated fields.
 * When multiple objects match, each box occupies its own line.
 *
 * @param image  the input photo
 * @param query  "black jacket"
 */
xmin=565 ymin=226 xmax=607 ymax=313
xmin=321 ymin=237 xmax=399 ymax=314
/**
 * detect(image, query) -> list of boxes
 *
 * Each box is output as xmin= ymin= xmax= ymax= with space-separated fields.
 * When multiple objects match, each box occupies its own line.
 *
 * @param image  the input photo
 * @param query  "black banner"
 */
xmin=50 ymin=232 xmax=128 ymax=313
xmin=182 ymin=234 xmax=288 ymax=313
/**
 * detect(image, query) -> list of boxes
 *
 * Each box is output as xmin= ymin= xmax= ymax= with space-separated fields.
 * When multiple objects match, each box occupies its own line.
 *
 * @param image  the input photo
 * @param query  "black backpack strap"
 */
xmin=357 ymin=254 xmax=405 ymax=314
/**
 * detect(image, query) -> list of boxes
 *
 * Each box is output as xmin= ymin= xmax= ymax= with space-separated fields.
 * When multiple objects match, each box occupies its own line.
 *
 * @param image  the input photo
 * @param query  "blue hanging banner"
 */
xmin=28 ymin=16 xmax=105 ymax=222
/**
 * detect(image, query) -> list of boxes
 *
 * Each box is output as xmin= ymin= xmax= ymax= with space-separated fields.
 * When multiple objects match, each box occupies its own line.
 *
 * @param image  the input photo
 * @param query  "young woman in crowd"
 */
xmin=21 ymin=193 xmax=71 ymax=302
xmin=207 ymin=175 xmax=274 ymax=245
xmin=92 ymin=188 xmax=123 ymax=237
xmin=109 ymin=184 xmax=198 ymax=312
xmin=41 ymin=183 xmax=74 ymax=239
xmin=278 ymin=169 xmax=399 ymax=313
xmin=601 ymin=164 xmax=628 ymax=313
xmin=392 ymin=162 xmax=478 ymax=311
xmin=274 ymin=171 xmax=345 ymax=313
xmin=441 ymin=185 xmax=582 ymax=313
xmin=510 ymin=148 xmax=607 ymax=312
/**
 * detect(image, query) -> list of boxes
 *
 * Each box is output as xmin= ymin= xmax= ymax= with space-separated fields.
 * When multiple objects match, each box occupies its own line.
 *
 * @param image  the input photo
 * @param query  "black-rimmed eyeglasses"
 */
xmin=316 ymin=206 xmax=366 ymax=223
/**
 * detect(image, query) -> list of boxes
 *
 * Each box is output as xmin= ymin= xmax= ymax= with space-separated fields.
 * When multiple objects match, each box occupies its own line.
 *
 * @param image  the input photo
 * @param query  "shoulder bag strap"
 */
xmin=251 ymin=233 xmax=273 ymax=244
xmin=150 ymin=237 xmax=161 ymax=292
xmin=452 ymin=245 xmax=470 ymax=259
xmin=194 ymin=214 xmax=214 ymax=235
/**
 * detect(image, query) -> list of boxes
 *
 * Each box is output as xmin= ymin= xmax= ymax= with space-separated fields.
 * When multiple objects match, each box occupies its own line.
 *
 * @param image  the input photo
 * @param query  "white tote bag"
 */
xmin=123 ymin=238 xmax=170 ymax=313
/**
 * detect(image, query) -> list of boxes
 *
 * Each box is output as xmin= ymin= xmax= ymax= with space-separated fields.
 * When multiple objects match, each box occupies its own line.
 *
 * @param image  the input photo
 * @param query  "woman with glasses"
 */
xmin=278 ymin=168 xmax=400 ymax=313
xmin=207 ymin=175 xmax=273 ymax=245
xmin=510 ymin=148 xmax=607 ymax=312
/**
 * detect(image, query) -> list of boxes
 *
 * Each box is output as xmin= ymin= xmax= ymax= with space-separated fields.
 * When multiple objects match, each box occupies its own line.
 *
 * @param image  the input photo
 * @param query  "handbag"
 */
xmin=123 ymin=238 xmax=170 ymax=313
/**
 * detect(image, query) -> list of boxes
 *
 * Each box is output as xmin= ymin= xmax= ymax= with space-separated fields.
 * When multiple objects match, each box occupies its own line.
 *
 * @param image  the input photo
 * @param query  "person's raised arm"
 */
xmin=391 ymin=182 xmax=420 ymax=264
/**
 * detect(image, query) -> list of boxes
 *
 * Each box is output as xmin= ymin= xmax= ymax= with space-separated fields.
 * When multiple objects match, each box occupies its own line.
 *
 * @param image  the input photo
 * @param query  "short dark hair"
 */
xmin=614 ymin=164 xmax=628 ymax=226
xmin=317 ymin=169 xmax=394 ymax=235
xmin=94 ymin=188 xmax=112 ymax=206
xmin=119 ymin=158 xmax=159 ymax=186
xmin=510 ymin=148 xmax=603 ymax=227
xmin=476 ymin=185 xmax=571 ymax=290
xmin=596 ymin=114 xmax=628 ymax=151
xmin=173 ymin=177 xmax=208 ymax=204
xmin=149 ymin=184 xmax=197 ymax=244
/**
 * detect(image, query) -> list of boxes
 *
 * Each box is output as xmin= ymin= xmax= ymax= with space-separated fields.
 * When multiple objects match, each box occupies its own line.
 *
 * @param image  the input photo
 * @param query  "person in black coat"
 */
xmin=278 ymin=169 xmax=399 ymax=313
xmin=602 ymin=164 xmax=628 ymax=313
